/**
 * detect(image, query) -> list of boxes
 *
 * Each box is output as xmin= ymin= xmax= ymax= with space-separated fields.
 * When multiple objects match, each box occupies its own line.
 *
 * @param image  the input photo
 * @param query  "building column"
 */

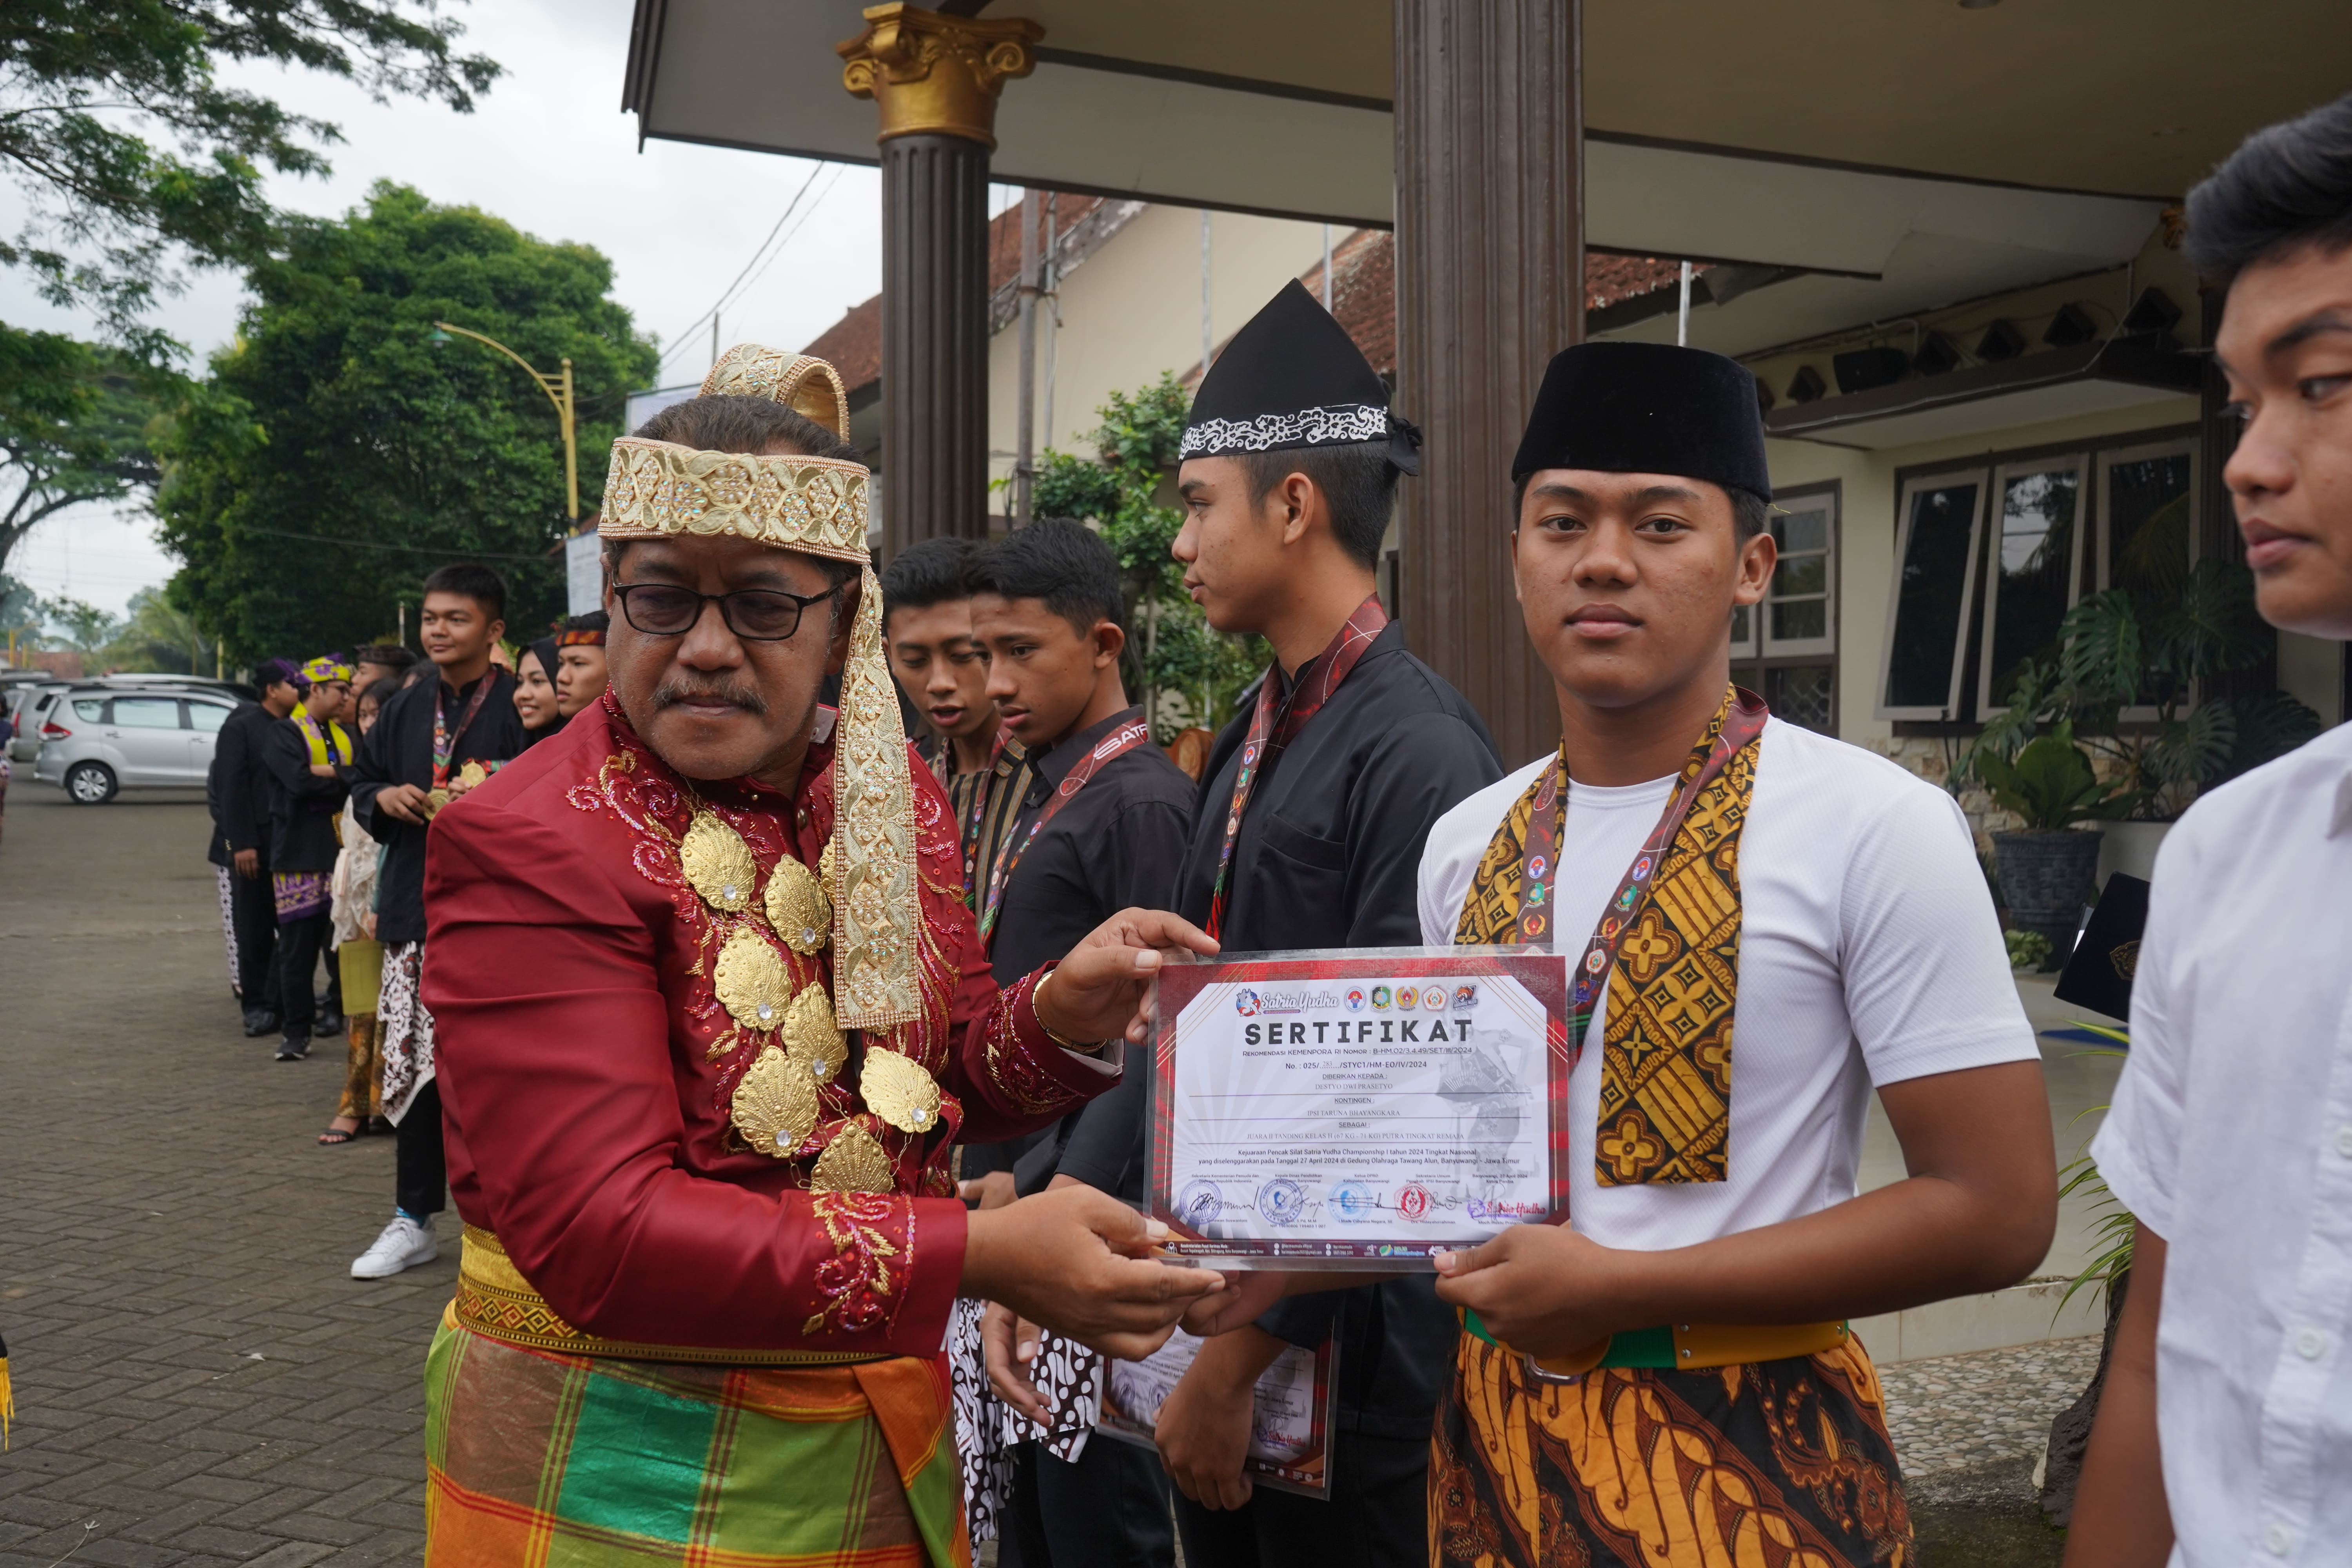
xmin=1393 ymin=0 xmax=1583 ymax=767
xmin=840 ymin=4 xmax=1042 ymax=555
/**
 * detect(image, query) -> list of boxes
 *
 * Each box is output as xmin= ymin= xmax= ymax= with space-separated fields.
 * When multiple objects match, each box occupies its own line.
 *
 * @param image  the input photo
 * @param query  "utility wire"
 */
xmin=653 ymin=163 xmax=827 ymax=375
xmin=241 ymin=526 xmax=555 ymax=561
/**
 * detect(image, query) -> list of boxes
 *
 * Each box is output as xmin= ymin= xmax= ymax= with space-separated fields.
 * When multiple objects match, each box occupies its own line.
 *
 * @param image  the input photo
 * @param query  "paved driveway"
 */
xmin=0 ymin=785 xmax=451 ymax=1567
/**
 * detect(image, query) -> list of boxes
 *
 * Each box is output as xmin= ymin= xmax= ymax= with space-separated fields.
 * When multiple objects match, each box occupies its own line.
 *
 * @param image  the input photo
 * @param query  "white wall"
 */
xmin=984 ymin=204 xmax=1331 ymax=495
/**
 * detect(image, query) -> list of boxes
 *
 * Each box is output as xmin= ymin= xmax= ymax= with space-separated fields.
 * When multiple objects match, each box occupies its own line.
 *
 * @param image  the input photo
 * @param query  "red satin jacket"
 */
xmin=421 ymin=697 xmax=1115 ymax=1359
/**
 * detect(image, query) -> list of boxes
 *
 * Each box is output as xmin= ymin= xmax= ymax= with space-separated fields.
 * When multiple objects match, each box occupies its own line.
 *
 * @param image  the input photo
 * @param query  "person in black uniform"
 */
xmin=964 ymin=520 xmax=1197 ymax=1568
xmin=345 ymin=563 xmax=527 ymax=1280
xmin=1052 ymin=281 xmax=1503 ymax=1567
xmin=260 ymin=655 xmax=357 ymax=1060
xmin=211 ymin=658 xmax=306 ymax=1036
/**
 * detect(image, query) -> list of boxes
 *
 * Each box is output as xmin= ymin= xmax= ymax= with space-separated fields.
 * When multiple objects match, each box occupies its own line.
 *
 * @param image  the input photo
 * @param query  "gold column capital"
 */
xmin=838 ymin=3 xmax=1043 ymax=147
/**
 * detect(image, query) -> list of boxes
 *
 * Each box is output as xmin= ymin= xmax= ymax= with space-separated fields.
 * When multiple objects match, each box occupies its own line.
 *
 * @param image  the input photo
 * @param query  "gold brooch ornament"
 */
xmin=681 ymin=812 xmax=760 ymax=915
xmin=713 ymin=927 xmax=796 ymax=1033
xmin=781 ymin=985 xmax=847 ymax=1083
xmin=731 ymin=1043 xmax=820 ymax=1155
xmin=765 ymin=855 xmax=832 ymax=955
xmin=810 ymin=1123 xmax=895 ymax=1194
xmin=859 ymin=1047 xmax=943 ymax=1134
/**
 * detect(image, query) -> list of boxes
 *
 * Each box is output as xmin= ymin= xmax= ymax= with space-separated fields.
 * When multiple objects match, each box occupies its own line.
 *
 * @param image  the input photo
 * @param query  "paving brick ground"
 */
xmin=0 ymin=785 xmax=453 ymax=1567
xmin=1885 ymin=1333 xmax=2104 ymax=1477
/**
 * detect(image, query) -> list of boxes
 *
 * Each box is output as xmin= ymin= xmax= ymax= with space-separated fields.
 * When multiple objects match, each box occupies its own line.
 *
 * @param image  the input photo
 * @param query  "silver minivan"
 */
xmin=33 ymin=686 xmax=243 ymax=802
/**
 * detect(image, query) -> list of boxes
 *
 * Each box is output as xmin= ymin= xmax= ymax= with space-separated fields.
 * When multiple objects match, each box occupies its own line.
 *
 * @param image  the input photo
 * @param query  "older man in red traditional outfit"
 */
xmin=416 ymin=347 xmax=1223 ymax=1568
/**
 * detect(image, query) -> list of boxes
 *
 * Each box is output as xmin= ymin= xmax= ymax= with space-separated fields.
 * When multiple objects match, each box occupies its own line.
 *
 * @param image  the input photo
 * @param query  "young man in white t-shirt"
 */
xmin=2066 ymin=95 xmax=2352 ymax=1568
xmin=1409 ymin=341 xmax=2057 ymax=1566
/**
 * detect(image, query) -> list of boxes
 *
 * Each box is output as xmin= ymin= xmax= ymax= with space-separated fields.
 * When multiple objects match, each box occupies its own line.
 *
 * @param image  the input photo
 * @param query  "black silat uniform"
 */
xmin=1058 ymin=620 xmax=1503 ymax=1568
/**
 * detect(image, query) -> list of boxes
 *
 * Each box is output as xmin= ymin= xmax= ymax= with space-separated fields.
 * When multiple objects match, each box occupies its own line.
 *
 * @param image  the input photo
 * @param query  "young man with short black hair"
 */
xmin=346 ymin=561 xmax=528 ymax=1278
xmin=1397 ymin=341 xmax=2055 ymax=1566
xmin=2069 ymin=93 xmax=2352 ymax=1568
xmin=211 ymin=657 xmax=305 ymax=1036
xmin=1057 ymin=281 xmax=1503 ymax=1568
xmin=881 ymin=534 xmax=1034 ymax=910
xmin=965 ymin=518 xmax=1198 ymax=1568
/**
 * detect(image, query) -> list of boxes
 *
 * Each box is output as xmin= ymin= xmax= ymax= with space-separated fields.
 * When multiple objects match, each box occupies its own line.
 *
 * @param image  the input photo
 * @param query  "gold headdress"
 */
xmin=599 ymin=345 xmax=917 ymax=1029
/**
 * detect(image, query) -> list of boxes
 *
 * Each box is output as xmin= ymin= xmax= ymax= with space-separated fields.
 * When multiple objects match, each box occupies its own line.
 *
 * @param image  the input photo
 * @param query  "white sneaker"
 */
xmin=350 ymin=1214 xmax=439 ymax=1279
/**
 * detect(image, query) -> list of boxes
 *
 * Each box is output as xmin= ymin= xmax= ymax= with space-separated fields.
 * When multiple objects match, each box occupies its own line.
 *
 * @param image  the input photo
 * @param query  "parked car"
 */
xmin=9 ymin=675 xmax=251 ymax=764
xmin=33 ymin=685 xmax=243 ymax=803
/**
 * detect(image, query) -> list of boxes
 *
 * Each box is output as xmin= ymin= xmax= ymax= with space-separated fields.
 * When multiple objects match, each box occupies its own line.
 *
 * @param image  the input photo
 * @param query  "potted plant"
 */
xmin=1973 ymin=724 xmax=2137 ymax=967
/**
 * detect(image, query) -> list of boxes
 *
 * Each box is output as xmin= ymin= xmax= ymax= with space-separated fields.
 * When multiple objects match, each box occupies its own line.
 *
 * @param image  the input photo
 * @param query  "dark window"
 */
xmin=1882 ymin=475 xmax=1986 ymax=716
xmin=1978 ymin=461 xmax=2083 ymax=718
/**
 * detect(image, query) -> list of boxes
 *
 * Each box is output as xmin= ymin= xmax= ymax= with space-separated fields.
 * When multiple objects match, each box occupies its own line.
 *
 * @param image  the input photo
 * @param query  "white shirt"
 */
xmin=2088 ymin=722 xmax=2352 ymax=1568
xmin=1418 ymin=716 xmax=2037 ymax=1252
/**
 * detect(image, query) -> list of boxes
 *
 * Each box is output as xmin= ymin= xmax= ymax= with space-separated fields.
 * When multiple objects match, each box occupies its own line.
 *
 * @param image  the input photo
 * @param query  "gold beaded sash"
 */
xmin=453 ymin=1226 xmax=882 ymax=1366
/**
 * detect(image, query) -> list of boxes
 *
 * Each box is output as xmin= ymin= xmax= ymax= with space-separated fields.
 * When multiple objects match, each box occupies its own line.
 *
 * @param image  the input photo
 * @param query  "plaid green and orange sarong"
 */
xmin=424 ymin=1307 xmax=969 ymax=1568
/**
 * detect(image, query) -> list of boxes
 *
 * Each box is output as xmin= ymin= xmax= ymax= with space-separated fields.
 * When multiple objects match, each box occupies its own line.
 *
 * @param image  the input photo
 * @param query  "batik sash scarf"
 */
xmin=1453 ymin=686 xmax=1765 ymax=1185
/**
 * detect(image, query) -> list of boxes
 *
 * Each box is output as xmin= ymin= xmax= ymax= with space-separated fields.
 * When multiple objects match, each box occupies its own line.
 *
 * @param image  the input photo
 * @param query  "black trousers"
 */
xmin=276 ymin=910 xmax=330 ymax=1036
xmin=396 ymin=1078 xmax=446 ymax=1217
xmin=229 ymin=857 xmax=278 ymax=1010
xmin=1001 ymin=1436 xmax=1175 ymax=1568
xmin=1171 ymin=1428 xmax=1429 ymax=1568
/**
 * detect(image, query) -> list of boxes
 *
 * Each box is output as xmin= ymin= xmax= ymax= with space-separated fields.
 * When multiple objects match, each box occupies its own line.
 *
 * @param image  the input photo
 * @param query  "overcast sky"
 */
xmin=4 ymin=0 xmax=949 ymax=618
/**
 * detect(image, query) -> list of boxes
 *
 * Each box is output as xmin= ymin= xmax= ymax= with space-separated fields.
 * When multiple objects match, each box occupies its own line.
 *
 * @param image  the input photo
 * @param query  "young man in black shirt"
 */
xmin=966 ymin=520 xmax=1196 ymax=1568
xmin=211 ymin=658 xmax=305 ymax=1036
xmin=1056 ymin=282 xmax=1503 ymax=1567
xmin=346 ymin=563 xmax=528 ymax=1279
xmin=260 ymin=656 xmax=357 ymax=1061
xmin=882 ymin=535 xmax=1034 ymax=913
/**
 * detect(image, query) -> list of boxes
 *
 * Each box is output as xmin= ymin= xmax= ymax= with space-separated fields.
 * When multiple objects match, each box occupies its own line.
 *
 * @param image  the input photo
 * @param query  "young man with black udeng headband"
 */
xmin=413 ymin=345 xmax=1224 ymax=1566
xmin=964 ymin=519 xmax=1196 ymax=1567
xmin=1397 ymin=342 xmax=2056 ymax=1567
xmin=1053 ymin=281 xmax=1502 ymax=1568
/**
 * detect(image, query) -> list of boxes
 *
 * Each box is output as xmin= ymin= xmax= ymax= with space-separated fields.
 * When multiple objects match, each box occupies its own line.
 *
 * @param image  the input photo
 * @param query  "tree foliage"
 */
xmin=0 ymin=325 xmax=166 ymax=578
xmin=2 ymin=0 xmax=498 ymax=348
xmin=1032 ymin=373 xmax=1268 ymax=737
xmin=154 ymin=182 xmax=655 ymax=661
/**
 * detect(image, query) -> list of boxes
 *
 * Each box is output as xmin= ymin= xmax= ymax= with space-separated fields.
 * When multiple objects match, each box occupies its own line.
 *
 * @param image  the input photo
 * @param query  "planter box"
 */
xmin=1994 ymin=829 xmax=2104 ymax=970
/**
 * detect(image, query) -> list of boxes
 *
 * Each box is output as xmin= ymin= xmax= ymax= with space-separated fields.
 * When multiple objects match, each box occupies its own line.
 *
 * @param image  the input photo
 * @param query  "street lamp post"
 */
xmin=430 ymin=322 xmax=579 ymax=521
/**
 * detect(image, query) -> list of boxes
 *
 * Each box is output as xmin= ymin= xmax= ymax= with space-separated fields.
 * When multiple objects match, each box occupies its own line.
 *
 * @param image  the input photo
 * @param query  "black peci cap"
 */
xmin=1511 ymin=341 xmax=1771 ymax=501
xmin=1180 ymin=280 xmax=1420 ymax=474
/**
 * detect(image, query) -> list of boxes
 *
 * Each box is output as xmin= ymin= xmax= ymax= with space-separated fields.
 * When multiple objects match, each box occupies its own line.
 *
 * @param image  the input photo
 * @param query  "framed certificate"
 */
xmin=1096 ymin=1328 xmax=1339 ymax=1499
xmin=1147 ymin=947 xmax=1568 ymax=1269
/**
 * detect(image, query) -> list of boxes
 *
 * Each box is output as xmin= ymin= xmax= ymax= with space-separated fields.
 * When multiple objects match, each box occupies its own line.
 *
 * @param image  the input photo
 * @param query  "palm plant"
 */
xmin=1966 ymin=561 xmax=2319 ymax=818
xmin=2055 ymin=1020 xmax=2135 ymax=1315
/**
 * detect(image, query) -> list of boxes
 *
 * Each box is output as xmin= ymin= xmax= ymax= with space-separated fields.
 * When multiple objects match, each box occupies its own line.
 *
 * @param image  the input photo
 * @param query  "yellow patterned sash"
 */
xmin=454 ymin=1227 xmax=882 ymax=1366
xmin=1453 ymin=691 xmax=1761 ymax=1185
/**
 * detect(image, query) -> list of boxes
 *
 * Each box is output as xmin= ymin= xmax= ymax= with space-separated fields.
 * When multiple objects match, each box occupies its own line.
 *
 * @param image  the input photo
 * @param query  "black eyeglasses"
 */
xmin=612 ymin=581 xmax=838 ymax=642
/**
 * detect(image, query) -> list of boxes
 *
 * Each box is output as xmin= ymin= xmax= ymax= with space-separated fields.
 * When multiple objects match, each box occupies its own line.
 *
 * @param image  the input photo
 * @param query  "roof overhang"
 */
xmin=1761 ymin=335 xmax=2204 ymax=450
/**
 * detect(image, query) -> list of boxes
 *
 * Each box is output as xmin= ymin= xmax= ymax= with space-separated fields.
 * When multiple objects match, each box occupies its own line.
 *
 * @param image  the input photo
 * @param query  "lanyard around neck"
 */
xmin=1204 ymin=595 xmax=1388 ymax=942
xmin=433 ymin=676 xmax=495 ymax=786
xmin=977 ymin=717 xmax=1153 ymax=945
xmin=1515 ymin=686 xmax=1766 ymax=1056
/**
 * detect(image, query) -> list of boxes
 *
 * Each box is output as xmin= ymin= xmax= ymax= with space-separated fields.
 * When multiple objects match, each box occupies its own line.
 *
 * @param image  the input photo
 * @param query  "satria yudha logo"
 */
xmin=1234 ymin=988 xmax=1263 ymax=1017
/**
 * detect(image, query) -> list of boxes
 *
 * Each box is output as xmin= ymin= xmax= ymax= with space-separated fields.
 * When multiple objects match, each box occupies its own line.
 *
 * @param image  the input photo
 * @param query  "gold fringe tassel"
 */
xmin=1 ymin=1349 xmax=13 ymax=1450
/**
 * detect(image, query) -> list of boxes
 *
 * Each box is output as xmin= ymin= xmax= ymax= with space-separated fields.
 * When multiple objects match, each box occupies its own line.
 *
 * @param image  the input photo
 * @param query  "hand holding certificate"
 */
xmin=1147 ymin=947 xmax=1570 ymax=1269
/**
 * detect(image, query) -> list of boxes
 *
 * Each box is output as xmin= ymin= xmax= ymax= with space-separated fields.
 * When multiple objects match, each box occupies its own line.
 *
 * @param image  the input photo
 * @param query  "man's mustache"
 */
xmin=653 ymin=678 xmax=768 ymax=716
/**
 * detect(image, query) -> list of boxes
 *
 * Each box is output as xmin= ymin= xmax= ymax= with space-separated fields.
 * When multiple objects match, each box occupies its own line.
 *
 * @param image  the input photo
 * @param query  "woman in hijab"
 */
xmin=512 ymin=636 xmax=562 ymax=746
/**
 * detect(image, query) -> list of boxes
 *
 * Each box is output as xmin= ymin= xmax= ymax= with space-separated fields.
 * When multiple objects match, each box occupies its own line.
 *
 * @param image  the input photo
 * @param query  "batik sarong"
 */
xmin=424 ymin=1311 xmax=967 ymax=1568
xmin=1432 ymin=1334 xmax=1913 ymax=1568
xmin=379 ymin=940 xmax=434 ymax=1123
xmin=273 ymin=869 xmax=332 ymax=923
